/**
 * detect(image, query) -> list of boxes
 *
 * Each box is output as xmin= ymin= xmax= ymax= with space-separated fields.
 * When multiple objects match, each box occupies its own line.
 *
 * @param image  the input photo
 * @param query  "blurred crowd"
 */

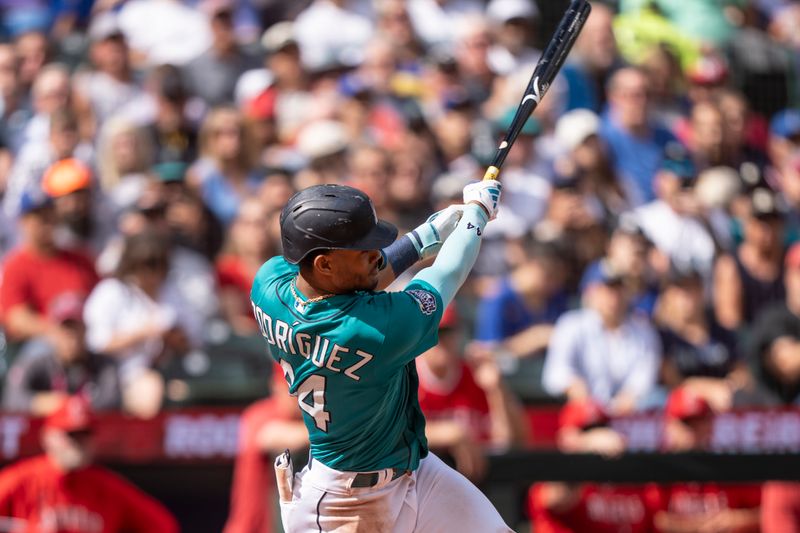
xmin=0 ymin=0 xmax=799 ymax=530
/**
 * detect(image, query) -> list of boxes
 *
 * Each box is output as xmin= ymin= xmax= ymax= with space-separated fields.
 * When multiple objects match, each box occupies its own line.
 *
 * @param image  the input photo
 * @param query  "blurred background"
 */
xmin=0 ymin=0 xmax=799 ymax=531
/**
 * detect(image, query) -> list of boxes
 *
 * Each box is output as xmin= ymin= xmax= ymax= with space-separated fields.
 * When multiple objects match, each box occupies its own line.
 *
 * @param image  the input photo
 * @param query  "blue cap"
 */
xmin=18 ymin=188 xmax=53 ymax=216
xmin=770 ymin=109 xmax=800 ymax=139
xmin=660 ymin=142 xmax=696 ymax=180
xmin=495 ymin=107 xmax=541 ymax=136
xmin=580 ymin=260 xmax=623 ymax=292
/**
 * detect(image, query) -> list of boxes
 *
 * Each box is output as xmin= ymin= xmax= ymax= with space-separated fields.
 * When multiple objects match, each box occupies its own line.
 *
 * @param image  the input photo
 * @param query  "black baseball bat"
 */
xmin=483 ymin=0 xmax=592 ymax=181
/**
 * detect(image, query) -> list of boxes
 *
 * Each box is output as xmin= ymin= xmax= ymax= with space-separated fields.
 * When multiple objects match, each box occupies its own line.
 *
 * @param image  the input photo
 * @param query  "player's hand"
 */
xmin=411 ymin=204 xmax=465 ymax=261
xmin=463 ymin=180 xmax=501 ymax=220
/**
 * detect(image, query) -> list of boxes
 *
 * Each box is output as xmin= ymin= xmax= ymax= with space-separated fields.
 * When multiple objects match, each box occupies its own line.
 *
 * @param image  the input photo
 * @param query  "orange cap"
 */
xmin=44 ymin=396 xmax=94 ymax=432
xmin=42 ymin=159 xmax=92 ymax=197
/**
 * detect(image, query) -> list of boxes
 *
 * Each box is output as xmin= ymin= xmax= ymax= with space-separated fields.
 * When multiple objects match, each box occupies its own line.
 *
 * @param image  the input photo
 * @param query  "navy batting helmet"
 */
xmin=280 ymin=184 xmax=398 ymax=264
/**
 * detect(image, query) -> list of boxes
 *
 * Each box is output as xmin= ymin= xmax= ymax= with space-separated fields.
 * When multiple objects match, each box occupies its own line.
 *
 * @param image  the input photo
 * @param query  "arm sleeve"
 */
xmin=413 ymin=204 xmax=488 ymax=309
xmin=542 ymin=313 xmax=582 ymax=396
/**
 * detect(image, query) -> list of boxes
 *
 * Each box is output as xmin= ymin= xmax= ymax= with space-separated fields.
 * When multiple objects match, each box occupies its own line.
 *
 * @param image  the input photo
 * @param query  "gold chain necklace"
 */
xmin=290 ymin=277 xmax=335 ymax=308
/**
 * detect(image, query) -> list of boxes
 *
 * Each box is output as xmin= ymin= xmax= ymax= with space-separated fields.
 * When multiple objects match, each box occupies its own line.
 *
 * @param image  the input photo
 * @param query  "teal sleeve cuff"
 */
xmin=411 ymin=204 xmax=487 ymax=308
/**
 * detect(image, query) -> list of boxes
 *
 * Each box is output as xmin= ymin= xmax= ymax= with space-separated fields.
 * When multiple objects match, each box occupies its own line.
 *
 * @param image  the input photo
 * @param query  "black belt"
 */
xmin=351 ymin=468 xmax=409 ymax=488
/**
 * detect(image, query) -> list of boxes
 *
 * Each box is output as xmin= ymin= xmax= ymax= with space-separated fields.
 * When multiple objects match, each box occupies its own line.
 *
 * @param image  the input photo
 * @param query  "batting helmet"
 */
xmin=280 ymin=184 xmax=398 ymax=264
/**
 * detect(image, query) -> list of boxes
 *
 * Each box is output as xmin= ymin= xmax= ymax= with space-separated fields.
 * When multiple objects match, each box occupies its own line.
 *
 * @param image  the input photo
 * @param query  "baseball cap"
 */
xmin=18 ymin=187 xmax=53 ymax=216
xmin=495 ymin=107 xmax=541 ymax=137
xmin=261 ymin=21 xmax=297 ymax=54
xmin=659 ymin=142 xmax=696 ymax=181
xmin=200 ymin=0 xmax=234 ymax=17
xmin=44 ymin=396 xmax=94 ymax=433
xmin=48 ymin=293 xmax=85 ymax=324
xmin=153 ymin=161 xmax=187 ymax=183
xmin=664 ymin=264 xmax=702 ymax=288
xmin=580 ymin=260 xmax=623 ymax=292
xmin=665 ymin=387 xmax=712 ymax=421
xmin=770 ymin=109 xmax=800 ymax=140
xmin=487 ymin=0 xmax=539 ymax=23
xmin=555 ymin=109 xmax=601 ymax=152
xmin=296 ymin=121 xmax=349 ymax=160
xmin=559 ymin=400 xmax=610 ymax=430
xmin=439 ymin=305 xmax=459 ymax=330
xmin=749 ymin=187 xmax=782 ymax=220
xmin=42 ymin=159 xmax=92 ymax=197
xmin=88 ymin=12 xmax=124 ymax=42
xmin=686 ymin=53 xmax=728 ymax=86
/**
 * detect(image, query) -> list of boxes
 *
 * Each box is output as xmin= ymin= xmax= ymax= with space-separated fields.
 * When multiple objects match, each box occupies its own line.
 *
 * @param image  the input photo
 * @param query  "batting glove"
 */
xmin=412 ymin=204 xmax=465 ymax=260
xmin=463 ymin=180 xmax=502 ymax=220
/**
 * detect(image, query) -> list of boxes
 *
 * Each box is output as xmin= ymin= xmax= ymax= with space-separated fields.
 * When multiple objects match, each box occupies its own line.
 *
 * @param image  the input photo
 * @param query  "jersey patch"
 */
xmin=407 ymin=289 xmax=437 ymax=316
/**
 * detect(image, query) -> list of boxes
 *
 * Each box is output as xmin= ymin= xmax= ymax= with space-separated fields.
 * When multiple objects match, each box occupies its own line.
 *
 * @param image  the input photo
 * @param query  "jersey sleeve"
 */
xmin=369 ymin=280 xmax=444 ymax=371
xmin=0 ymin=255 xmax=30 ymax=317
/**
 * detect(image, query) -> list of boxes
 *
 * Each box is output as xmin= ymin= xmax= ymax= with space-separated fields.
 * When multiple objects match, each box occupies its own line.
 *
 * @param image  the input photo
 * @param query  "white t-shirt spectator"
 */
xmin=632 ymin=200 xmax=716 ymax=278
xmin=83 ymin=277 xmax=199 ymax=384
xmin=542 ymin=308 xmax=661 ymax=406
xmin=73 ymin=71 xmax=145 ymax=125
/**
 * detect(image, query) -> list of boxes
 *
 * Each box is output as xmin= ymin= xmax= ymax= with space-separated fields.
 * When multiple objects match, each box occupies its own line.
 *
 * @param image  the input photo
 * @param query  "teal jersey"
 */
xmin=250 ymin=256 xmax=444 ymax=472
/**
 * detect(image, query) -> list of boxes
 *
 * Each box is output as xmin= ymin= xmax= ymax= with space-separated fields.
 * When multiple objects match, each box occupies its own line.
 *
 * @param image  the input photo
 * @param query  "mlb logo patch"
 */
xmin=408 ymin=289 xmax=437 ymax=316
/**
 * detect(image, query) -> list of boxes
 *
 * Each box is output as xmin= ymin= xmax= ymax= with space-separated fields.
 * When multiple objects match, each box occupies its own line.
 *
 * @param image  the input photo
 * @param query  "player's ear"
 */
xmin=313 ymin=252 xmax=334 ymax=276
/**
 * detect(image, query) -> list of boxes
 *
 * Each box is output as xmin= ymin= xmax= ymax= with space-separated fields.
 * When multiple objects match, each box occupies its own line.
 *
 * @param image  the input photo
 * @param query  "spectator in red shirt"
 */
xmin=655 ymin=387 xmax=761 ymax=533
xmin=528 ymin=400 xmax=659 ymax=533
xmin=223 ymin=365 xmax=307 ymax=533
xmin=762 ymin=482 xmax=800 ymax=533
xmin=0 ymin=189 xmax=98 ymax=343
xmin=417 ymin=304 xmax=527 ymax=480
xmin=0 ymin=396 xmax=179 ymax=533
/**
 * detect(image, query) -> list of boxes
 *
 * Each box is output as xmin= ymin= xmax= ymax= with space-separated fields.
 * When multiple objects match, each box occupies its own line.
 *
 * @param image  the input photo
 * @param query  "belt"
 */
xmin=351 ymin=468 xmax=410 ymax=488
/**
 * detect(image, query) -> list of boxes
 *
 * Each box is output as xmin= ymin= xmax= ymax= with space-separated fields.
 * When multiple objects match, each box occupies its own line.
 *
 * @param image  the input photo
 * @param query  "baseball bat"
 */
xmin=482 ymin=0 xmax=592 ymax=181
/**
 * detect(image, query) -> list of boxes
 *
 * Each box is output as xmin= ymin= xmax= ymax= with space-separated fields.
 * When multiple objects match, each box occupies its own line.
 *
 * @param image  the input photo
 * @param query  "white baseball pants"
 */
xmin=279 ymin=452 xmax=513 ymax=532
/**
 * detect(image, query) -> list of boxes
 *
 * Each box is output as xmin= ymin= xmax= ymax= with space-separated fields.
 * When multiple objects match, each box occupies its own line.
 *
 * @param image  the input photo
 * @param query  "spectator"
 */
xmin=142 ymin=64 xmax=199 ymax=165
xmin=183 ymin=1 xmax=258 ymax=107
xmin=95 ymin=117 xmax=155 ymax=214
xmin=13 ymin=30 xmax=49 ymax=97
xmin=42 ymin=158 xmax=112 ymax=257
xmin=216 ymin=197 xmax=277 ymax=336
xmin=2 ymin=293 xmax=120 ymax=415
xmin=600 ymin=67 xmax=679 ymax=206
xmin=474 ymin=239 xmax=568 ymax=359
xmin=528 ymin=400 xmax=659 ymax=533
xmin=4 ymin=107 xmax=90 ymax=220
xmin=293 ymin=0 xmax=373 ymax=72
xmin=561 ymin=2 xmax=620 ymax=113
xmin=72 ymin=12 xmax=144 ymax=139
xmin=632 ymin=144 xmax=716 ymax=279
xmin=542 ymin=261 xmax=661 ymax=414
xmin=191 ymin=105 xmax=261 ymax=226
xmin=745 ymin=243 xmax=800 ymax=406
xmin=418 ymin=305 xmax=528 ymax=480
xmin=656 ymin=387 xmax=762 ymax=532
xmin=0 ymin=189 xmax=98 ymax=342
xmin=223 ymin=365 xmax=307 ymax=533
xmin=769 ymin=108 xmax=800 ymax=171
xmin=656 ymin=267 xmax=748 ymax=411
xmin=83 ymin=231 xmax=196 ymax=418
xmin=762 ymin=482 xmax=800 ymax=533
xmin=554 ymin=109 xmax=631 ymax=220
xmin=0 ymin=396 xmax=179 ymax=532
xmin=0 ymin=43 xmax=29 ymax=155
xmin=453 ymin=16 xmax=496 ymax=104
xmin=714 ymin=188 xmax=785 ymax=331
xmin=485 ymin=0 xmax=540 ymax=75
xmin=373 ymin=0 xmax=425 ymax=66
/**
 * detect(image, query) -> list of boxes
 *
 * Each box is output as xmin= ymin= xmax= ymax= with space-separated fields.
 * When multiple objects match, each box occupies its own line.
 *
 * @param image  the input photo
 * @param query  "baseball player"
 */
xmin=250 ymin=180 xmax=512 ymax=532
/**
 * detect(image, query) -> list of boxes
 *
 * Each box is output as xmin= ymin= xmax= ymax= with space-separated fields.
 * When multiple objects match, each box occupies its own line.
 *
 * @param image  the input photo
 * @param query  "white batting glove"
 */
xmin=463 ymin=180 xmax=502 ymax=220
xmin=412 ymin=204 xmax=465 ymax=260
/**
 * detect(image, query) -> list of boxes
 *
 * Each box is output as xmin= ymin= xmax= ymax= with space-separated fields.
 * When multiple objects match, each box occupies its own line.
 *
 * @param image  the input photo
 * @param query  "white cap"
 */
xmin=695 ymin=166 xmax=742 ymax=209
xmin=261 ymin=21 xmax=296 ymax=53
xmin=487 ymin=0 xmax=539 ymax=23
xmin=88 ymin=12 xmax=124 ymax=42
xmin=234 ymin=69 xmax=274 ymax=106
xmin=296 ymin=120 xmax=349 ymax=160
xmin=555 ymin=109 xmax=601 ymax=152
